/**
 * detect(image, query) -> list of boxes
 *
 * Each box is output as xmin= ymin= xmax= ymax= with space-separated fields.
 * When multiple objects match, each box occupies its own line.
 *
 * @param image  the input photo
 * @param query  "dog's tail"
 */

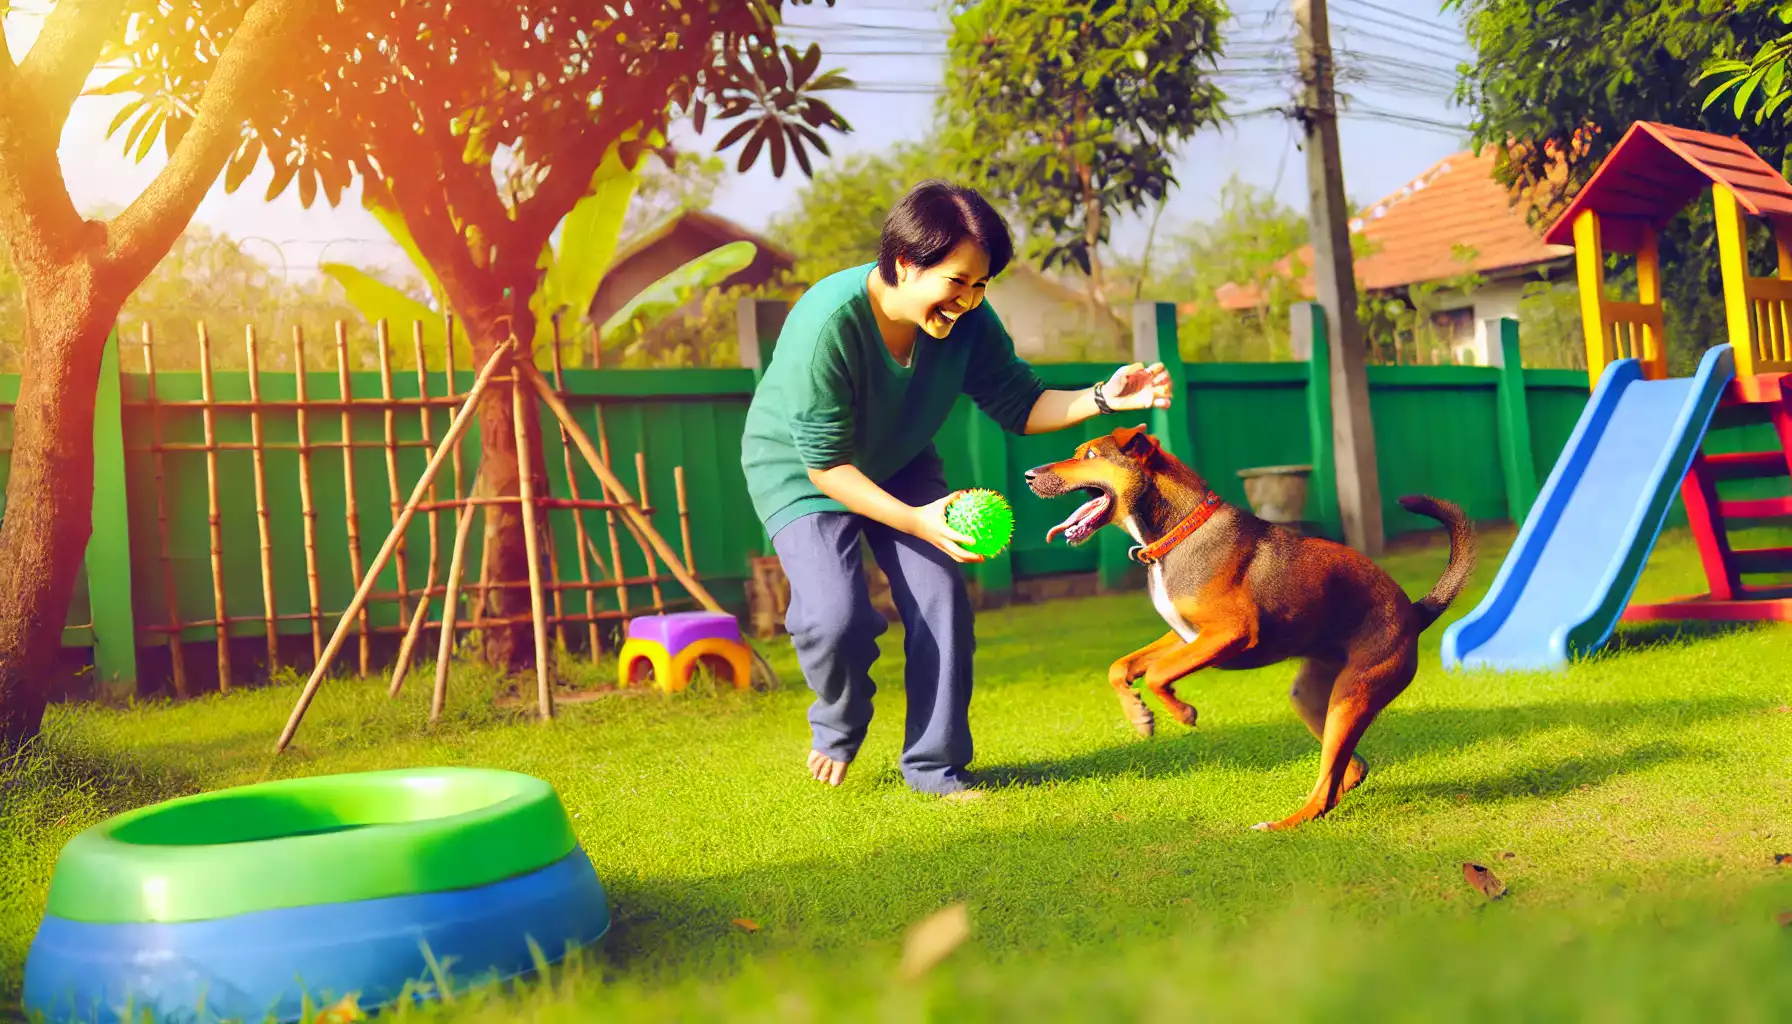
xmin=1397 ymin=494 xmax=1476 ymax=633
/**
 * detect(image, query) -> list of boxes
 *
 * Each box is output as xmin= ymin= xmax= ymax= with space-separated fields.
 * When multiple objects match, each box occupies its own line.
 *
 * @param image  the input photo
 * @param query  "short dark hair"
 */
xmin=877 ymin=180 xmax=1015 ymax=286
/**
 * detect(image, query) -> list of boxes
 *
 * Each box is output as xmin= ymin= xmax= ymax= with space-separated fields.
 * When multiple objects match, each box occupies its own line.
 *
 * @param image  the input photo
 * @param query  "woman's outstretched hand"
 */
xmin=1104 ymin=362 xmax=1174 ymax=411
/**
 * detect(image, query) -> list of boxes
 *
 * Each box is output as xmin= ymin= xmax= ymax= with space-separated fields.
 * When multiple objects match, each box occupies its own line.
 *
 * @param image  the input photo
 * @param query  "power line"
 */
xmin=1338 ymin=104 xmax=1471 ymax=135
xmin=1335 ymin=48 xmax=1463 ymax=80
xmin=1330 ymin=0 xmax=1465 ymax=48
xmin=1334 ymin=0 xmax=1464 ymax=34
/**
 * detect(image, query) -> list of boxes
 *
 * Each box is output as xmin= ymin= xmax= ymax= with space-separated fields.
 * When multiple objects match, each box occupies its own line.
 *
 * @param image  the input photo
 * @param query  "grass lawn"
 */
xmin=5 ymin=522 xmax=1792 ymax=1021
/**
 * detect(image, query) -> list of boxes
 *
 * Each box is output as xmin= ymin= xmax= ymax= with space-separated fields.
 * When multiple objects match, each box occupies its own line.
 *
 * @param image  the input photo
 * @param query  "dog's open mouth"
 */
xmin=1045 ymin=490 xmax=1113 ymax=546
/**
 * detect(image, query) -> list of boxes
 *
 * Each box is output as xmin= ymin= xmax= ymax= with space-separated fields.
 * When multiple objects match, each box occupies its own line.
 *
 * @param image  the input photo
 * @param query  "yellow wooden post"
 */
xmin=1775 ymin=227 xmax=1792 ymax=367
xmin=1712 ymin=183 xmax=1759 ymax=377
xmin=1636 ymin=228 xmax=1667 ymax=380
xmin=1573 ymin=209 xmax=1610 ymax=389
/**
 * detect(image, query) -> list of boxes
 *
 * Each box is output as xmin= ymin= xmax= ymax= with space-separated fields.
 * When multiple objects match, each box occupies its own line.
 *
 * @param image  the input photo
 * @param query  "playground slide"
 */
xmin=1440 ymin=343 xmax=1737 ymax=672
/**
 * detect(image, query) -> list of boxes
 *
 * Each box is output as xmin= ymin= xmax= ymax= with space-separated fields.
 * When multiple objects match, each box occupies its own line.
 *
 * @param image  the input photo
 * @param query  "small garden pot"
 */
xmin=1236 ymin=464 xmax=1313 ymax=531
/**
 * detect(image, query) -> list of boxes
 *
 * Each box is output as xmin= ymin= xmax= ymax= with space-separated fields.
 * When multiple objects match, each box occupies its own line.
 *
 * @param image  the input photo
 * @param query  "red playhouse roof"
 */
xmin=1542 ymin=121 xmax=1792 ymax=252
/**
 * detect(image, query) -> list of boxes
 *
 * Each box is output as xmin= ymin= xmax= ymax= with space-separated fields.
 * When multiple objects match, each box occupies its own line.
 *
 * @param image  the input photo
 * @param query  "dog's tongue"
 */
xmin=1046 ymin=494 xmax=1110 ymax=543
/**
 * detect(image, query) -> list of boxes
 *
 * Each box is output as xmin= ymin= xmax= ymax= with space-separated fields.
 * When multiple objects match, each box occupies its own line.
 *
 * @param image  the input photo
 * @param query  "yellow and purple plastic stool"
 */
xmin=618 ymin=611 xmax=753 ymax=693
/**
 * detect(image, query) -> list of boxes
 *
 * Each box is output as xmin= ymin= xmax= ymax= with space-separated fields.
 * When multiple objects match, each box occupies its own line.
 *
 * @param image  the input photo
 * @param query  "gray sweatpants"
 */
xmin=769 ymin=455 xmax=976 ymax=795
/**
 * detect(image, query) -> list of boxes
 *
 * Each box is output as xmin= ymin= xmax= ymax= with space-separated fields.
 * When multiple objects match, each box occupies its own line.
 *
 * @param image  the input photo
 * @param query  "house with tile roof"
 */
xmin=1215 ymin=147 xmax=1577 ymax=365
xmin=588 ymin=208 xmax=798 ymax=332
xmin=986 ymin=264 xmax=1130 ymax=360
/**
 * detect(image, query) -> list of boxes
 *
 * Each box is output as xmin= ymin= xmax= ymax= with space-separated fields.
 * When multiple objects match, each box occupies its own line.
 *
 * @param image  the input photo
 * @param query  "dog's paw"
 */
xmin=1128 ymin=714 xmax=1156 ymax=738
xmin=1169 ymin=704 xmax=1198 ymax=729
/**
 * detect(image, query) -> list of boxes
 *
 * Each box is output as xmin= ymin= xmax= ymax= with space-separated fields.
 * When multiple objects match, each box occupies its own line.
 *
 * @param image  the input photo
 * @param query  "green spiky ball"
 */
xmin=946 ymin=488 xmax=1015 ymax=558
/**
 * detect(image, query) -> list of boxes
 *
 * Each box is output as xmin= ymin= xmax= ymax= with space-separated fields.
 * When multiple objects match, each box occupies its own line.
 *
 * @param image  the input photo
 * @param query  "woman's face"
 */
xmin=893 ymin=239 xmax=992 ymax=339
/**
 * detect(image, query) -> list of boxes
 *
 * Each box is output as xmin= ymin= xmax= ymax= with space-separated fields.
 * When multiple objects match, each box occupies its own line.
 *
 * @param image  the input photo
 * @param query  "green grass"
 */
xmin=6 ymin=523 xmax=1792 ymax=1021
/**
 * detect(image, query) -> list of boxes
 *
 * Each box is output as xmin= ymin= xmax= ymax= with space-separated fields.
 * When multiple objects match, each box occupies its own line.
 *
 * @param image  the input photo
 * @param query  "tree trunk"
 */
xmin=0 ymin=258 xmax=117 ymax=745
xmin=462 ymin=309 xmax=554 ymax=676
xmin=1077 ymin=163 xmax=1110 ymax=320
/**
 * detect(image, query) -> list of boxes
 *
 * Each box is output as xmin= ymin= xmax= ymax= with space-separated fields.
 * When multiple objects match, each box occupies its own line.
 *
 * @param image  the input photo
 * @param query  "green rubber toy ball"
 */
xmin=946 ymin=488 xmax=1015 ymax=558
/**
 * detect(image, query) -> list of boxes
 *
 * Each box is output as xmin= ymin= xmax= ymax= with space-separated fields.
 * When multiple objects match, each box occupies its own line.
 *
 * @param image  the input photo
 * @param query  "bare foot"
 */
xmin=806 ymin=749 xmax=850 ymax=787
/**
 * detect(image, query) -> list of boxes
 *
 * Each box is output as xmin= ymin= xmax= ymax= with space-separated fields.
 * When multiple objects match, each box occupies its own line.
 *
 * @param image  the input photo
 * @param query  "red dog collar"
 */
xmin=1130 ymin=490 xmax=1224 ymax=564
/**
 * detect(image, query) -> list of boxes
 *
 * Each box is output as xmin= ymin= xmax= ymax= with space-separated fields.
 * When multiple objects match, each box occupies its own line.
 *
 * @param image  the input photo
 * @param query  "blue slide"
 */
xmin=1441 ymin=344 xmax=1736 ymax=672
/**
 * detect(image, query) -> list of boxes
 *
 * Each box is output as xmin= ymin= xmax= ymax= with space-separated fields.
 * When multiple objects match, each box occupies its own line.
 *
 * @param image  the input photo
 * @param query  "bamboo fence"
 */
xmin=131 ymin=318 xmax=710 ymax=698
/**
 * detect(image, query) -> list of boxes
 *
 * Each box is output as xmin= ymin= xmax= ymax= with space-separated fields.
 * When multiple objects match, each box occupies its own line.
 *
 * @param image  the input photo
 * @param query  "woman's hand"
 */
xmin=1103 ymin=362 xmax=1173 ymax=411
xmin=906 ymin=493 xmax=984 ymax=563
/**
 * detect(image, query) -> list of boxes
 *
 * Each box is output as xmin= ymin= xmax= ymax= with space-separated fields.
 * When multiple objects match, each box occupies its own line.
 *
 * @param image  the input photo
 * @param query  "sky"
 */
xmin=5 ymin=0 xmax=1478 ymax=286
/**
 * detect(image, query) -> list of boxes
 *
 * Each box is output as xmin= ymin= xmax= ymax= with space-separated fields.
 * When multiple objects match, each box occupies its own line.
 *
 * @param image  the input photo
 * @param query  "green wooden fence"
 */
xmin=10 ymin=301 xmax=1785 ymax=697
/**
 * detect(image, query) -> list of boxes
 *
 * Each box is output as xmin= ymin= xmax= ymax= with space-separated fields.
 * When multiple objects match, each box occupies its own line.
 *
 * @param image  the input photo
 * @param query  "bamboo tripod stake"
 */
xmin=245 ymin=327 xmax=280 ymax=677
xmin=197 ymin=323 xmax=232 ymax=692
xmin=275 ymin=339 xmax=515 ymax=753
xmin=275 ymin=338 xmax=779 ymax=752
xmin=387 ymin=323 xmax=445 ymax=699
xmin=513 ymin=361 xmax=555 ymax=721
xmin=293 ymin=328 xmax=325 ymax=663
xmin=433 ymin=494 xmax=480 ymax=724
xmin=517 ymin=363 xmax=781 ymax=690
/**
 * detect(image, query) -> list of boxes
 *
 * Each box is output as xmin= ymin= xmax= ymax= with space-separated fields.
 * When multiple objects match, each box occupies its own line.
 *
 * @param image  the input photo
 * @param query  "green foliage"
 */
xmin=1449 ymin=0 xmax=1789 ymax=373
xmin=315 ymin=262 xmax=448 ymax=364
xmin=97 ymin=0 xmax=854 ymax=358
xmin=599 ymin=241 xmax=759 ymax=341
xmin=764 ymin=143 xmax=934 ymax=284
xmin=323 ymin=144 xmax=754 ymax=370
xmin=1515 ymin=276 xmax=1588 ymax=370
xmin=1120 ymin=177 xmax=1308 ymax=362
xmin=937 ymin=0 xmax=1229 ymax=298
xmin=1699 ymin=3 xmax=1792 ymax=124
xmin=603 ymin=270 xmax=809 ymax=368
xmin=1357 ymin=246 xmax=1486 ymax=366
xmin=0 ymin=222 xmax=420 ymax=374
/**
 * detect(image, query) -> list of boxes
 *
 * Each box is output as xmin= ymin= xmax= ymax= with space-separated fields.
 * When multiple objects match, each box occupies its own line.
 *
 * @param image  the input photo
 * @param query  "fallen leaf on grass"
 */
xmin=899 ymin=902 xmax=969 ymax=980
xmin=1462 ymin=863 xmax=1507 ymax=901
xmin=1777 ymin=911 xmax=1792 ymax=928
xmin=1501 ymin=851 xmax=1516 ymax=860
xmin=313 ymin=994 xmax=364 ymax=1023
xmin=732 ymin=918 xmax=760 ymax=933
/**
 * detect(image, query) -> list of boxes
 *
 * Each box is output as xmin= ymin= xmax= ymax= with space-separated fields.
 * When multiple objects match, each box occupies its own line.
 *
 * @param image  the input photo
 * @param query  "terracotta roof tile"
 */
xmin=1218 ymin=148 xmax=1573 ymax=310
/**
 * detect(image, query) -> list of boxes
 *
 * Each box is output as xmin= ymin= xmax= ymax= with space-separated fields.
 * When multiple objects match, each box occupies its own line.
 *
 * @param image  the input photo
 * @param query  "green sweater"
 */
xmin=741 ymin=262 xmax=1047 ymax=538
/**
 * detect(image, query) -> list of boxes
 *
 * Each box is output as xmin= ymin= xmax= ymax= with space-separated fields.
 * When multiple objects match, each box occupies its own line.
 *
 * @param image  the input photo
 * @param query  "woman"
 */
xmin=740 ymin=180 xmax=1174 ymax=798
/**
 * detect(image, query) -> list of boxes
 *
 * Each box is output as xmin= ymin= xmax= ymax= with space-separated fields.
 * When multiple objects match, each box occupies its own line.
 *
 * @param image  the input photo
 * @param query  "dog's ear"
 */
xmin=1114 ymin=424 xmax=1157 ymax=461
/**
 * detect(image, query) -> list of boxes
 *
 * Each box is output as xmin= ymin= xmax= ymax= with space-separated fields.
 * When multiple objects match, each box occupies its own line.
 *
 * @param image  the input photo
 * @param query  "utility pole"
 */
xmin=1294 ymin=0 xmax=1384 ymax=557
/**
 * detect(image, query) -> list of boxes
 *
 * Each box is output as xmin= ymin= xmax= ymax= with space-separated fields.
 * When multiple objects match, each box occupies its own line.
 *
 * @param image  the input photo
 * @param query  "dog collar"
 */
xmin=1130 ymin=490 xmax=1224 ymax=565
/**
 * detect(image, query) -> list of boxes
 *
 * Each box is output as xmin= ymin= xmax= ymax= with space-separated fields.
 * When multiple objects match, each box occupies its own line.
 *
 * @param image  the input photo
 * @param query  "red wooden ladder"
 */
xmin=1623 ymin=374 xmax=1792 ymax=623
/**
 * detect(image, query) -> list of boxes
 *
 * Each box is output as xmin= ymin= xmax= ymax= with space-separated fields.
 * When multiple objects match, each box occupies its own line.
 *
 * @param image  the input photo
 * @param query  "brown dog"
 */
xmin=1025 ymin=424 xmax=1475 ymax=831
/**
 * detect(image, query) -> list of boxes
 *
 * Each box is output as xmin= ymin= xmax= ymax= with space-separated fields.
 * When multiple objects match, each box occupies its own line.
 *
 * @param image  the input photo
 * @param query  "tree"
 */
xmin=937 ymin=0 xmax=1228 ymax=309
xmin=1356 ymin=247 xmax=1484 ymax=366
xmin=1 ymin=214 xmax=422 ymax=373
xmin=317 ymin=162 xmax=760 ymax=373
xmin=1448 ymin=0 xmax=1787 ymax=375
xmin=764 ymin=141 xmax=933 ymax=284
xmin=101 ymin=0 xmax=854 ymax=673
xmin=1134 ymin=176 xmax=1309 ymax=362
xmin=0 ymin=0 xmax=852 ymax=744
xmin=0 ymin=0 xmax=327 ymax=744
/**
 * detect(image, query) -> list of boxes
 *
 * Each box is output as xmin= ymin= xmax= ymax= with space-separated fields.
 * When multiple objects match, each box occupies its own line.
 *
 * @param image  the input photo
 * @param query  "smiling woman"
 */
xmin=739 ymin=179 xmax=1175 ymax=801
